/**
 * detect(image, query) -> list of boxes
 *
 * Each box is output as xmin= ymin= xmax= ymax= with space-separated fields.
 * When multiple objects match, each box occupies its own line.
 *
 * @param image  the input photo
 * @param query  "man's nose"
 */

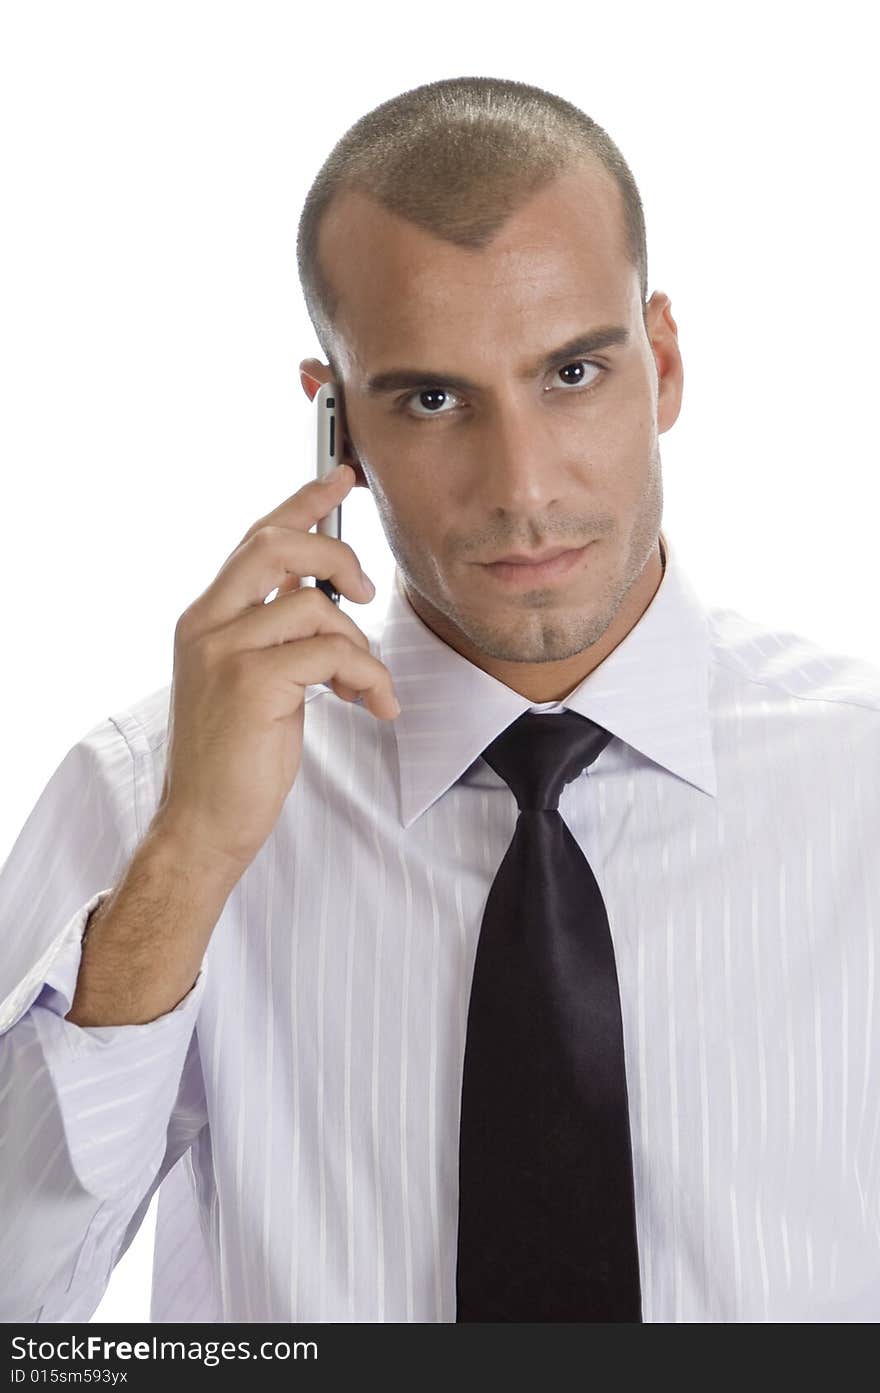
xmin=475 ymin=391 xmax=571 ymax=509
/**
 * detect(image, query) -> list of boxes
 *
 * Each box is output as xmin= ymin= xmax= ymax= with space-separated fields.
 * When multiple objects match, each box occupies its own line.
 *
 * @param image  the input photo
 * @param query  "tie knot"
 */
xmin=480 ymin=709 xmax=613 ymax=813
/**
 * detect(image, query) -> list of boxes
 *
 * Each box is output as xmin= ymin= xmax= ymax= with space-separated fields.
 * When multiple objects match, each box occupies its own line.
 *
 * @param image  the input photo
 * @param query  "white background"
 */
xmin=1 ymin=0 xmax=877 ymax=1323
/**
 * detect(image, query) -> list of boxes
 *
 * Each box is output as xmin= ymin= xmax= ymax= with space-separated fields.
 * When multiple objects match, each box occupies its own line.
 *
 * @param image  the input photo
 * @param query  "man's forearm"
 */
xmin=65 ymin=822 xmax=243 ymax=1027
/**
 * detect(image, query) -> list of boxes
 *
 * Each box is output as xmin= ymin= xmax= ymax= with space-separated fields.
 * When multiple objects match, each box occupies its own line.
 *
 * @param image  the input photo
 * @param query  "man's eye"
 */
xmin=399 ymin=360 xmax=605 ymax=418
xmin=403 ymin=387 xmax=461 ymax=418
xmin=551 ymin=360 xmax=604 ymax=392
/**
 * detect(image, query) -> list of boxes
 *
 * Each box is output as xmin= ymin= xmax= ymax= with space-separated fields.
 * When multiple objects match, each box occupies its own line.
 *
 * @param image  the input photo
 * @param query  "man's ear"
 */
xmin=299 ymin=359 xmax=327 ymax=403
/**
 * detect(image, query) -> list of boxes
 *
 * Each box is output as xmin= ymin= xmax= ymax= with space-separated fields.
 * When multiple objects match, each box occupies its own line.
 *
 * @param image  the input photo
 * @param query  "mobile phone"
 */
xmin=314 ymin=380 xmax=344 ymax=605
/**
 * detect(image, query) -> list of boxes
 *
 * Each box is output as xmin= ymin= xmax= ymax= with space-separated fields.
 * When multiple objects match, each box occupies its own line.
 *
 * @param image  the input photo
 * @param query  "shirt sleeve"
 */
xmin=0 ymin=710 xmax=210 ymax=1322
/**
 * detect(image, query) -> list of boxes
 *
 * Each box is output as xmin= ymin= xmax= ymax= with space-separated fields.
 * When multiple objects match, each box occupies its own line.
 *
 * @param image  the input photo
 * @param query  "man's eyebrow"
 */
xmin=362 ymin=324 xmax=632 ymax=397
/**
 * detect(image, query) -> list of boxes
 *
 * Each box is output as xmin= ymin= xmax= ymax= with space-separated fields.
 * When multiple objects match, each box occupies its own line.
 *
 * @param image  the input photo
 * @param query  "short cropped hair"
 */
xmin=296 ymin=75 xmax=648 ymax=378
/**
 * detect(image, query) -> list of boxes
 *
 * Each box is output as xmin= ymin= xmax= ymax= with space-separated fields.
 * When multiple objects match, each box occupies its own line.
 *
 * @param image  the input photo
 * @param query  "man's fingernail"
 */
xmin=327 ymin=463 xmax=349 ymax=482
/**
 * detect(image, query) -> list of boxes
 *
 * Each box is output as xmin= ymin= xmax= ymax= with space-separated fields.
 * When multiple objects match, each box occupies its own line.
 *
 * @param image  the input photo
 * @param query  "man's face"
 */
xmin=300 ymin=160 xmax=683 ymax=702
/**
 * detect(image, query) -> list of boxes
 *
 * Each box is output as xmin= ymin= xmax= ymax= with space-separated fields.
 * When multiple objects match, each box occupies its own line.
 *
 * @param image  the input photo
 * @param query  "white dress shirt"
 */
xmin=1 ymin=526 xmax=879 ymax=1323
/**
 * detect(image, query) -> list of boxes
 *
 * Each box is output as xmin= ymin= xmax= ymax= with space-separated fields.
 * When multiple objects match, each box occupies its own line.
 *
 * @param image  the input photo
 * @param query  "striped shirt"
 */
xmin=1 ymin=526 xmax=879 ymax=1322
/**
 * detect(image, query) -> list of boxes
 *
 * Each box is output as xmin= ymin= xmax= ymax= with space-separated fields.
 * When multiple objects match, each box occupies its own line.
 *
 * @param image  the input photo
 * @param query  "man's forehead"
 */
xmin=326 ymin=169 xmax=619 ymax=270
xmin=318 ymin=165 xmax=633 ymax=374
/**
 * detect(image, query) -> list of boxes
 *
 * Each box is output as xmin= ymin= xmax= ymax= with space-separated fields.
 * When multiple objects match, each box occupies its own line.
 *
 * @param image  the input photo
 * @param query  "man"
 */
xmin=1 ymin=76 xmax=878 ymax=1323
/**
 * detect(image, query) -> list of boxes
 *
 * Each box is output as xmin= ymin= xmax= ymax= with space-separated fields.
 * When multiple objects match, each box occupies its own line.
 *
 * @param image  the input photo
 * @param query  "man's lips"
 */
xmin=479 ymin=543 xmax=594 ymax=586
xmin=481 ymin=545 xmax=583 ymax=565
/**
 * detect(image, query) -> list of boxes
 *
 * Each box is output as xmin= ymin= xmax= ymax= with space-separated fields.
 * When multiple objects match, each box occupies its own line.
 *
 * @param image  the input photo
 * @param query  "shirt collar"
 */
xmin=375 ymin=528 xmax=717 ymax=828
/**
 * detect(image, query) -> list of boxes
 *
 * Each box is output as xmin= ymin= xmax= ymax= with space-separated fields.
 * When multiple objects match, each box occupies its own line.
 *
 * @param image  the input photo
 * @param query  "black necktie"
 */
xmin=456 ymin=709 xmax=643 ymax=1322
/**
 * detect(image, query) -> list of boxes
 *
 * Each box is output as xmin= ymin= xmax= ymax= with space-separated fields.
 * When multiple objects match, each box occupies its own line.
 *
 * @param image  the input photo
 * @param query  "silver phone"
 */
xmin=314 ymin=380 xmax=344 ymax=606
